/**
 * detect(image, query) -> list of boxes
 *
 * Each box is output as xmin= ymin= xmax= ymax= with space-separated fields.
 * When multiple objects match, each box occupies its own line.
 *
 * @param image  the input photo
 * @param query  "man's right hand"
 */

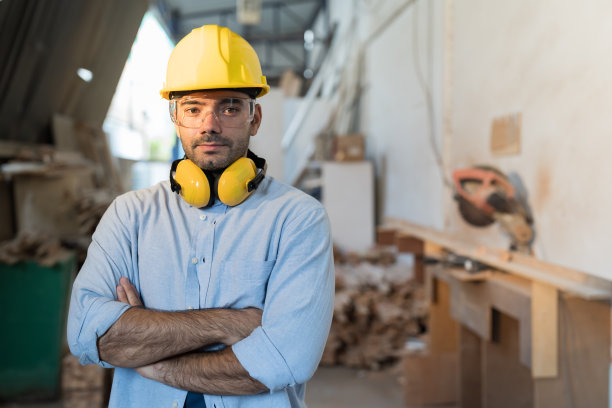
xmin=117 ymin=277 xmax=143 ymax=307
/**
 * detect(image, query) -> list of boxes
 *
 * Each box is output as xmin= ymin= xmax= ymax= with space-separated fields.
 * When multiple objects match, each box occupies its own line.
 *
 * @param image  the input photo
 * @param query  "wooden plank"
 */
xmin=449 ymin=268 xmax=493 ymax=282
xmin=531 ymin=281 xmax=558 ymax=378
xmin=533 ymin=295 xmax=610 ymax=408
xmin=431 ymin=265 xmax=492 ymax=341
xmin=450 ymin=278 xmax=491 ymax=341
xmin=484 ymin=310 xmax=534 ymax=407
xmin=403 ymin=352 xmax=458 ymax=406
xmin=487 ymin=273 xmax=532 ymax=368
xmin=424 ymin=241 xmax=445 ymax=257
xmin=428 ymin=277 xmax=459 ymax=354
xmin=376 ymin=226 xmax=396 ymax=246
xmin=459 ymin=325 xmax=482 ymax=408
xmin=395 ymin=233 xmax=424 ymax=283
xmin=395 ymin=233 xmax=424 ymax=254
xmin=383 ymin=218 xmax=612 ymax=299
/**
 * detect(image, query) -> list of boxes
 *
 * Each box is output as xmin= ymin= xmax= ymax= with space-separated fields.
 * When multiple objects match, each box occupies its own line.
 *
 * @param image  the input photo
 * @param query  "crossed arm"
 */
xmin=98 ymin=277 xmax=267 ymax=395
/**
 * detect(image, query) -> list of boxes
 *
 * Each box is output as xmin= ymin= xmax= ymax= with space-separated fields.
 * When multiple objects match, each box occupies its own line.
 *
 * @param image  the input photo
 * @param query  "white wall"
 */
xmin=361 ymin=0 xmax=447 ymax=230
xmin=450 ymin=0 xmax=612 ymax=279
xmin=250 ymin=88 xmax=285 ymax=181
xmin=280 ymin=0 xmax=612 ymax=279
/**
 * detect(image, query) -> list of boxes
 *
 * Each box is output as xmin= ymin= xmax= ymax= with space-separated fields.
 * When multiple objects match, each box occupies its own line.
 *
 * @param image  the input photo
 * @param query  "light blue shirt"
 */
xmin=67 ymin=176 xmax=335 ymax=408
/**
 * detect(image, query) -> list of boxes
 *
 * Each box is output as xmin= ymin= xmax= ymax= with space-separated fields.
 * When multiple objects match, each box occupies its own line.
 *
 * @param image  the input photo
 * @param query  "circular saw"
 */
xmin=452 ymin=166 xmax=534 ymax=253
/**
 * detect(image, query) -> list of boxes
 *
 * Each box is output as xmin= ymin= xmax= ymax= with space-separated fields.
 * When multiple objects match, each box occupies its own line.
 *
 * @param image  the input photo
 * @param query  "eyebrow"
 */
xmin=179 ymin=100 xmax=205 ymax=106
xmin=179 ymin=97 xmax=247 ymax=105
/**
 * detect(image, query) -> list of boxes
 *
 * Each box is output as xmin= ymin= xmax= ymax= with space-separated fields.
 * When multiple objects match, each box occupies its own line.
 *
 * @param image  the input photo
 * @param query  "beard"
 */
xmin=183 ymin=130 xmax=251 ymax=172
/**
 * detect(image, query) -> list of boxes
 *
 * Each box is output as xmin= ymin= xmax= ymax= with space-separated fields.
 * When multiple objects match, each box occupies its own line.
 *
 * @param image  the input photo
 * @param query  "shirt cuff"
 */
xmin=73 ymin=298 xmax=131 ymax=368
xmin=232 ymin=326 xmax=296 ymax=392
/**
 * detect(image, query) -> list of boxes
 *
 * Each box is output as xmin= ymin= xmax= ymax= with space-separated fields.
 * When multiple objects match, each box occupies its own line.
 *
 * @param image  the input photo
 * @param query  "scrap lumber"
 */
xmin=322 ymin=248 xmax=427 ymax=369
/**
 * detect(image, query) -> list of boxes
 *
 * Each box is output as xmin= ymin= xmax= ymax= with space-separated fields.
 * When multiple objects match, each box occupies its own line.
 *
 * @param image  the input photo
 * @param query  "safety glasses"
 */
xmin=169 ymin=95 xmax=255 ymax=128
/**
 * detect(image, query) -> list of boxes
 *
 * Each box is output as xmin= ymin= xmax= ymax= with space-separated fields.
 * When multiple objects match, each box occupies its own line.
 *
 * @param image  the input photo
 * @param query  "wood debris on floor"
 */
xmin=61 ymin=353 xmax=108 ymax=408
xmin=0 ymin=233 xmax=71 ymax=266
xmin=322 ymin=246 xmax=427 ymax=370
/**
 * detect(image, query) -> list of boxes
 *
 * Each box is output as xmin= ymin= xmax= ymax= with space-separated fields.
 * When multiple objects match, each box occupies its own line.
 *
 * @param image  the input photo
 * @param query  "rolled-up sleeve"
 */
xmin=232 ymin=206 xmax=335 ymax=391
xmin=67 ymin=199 xmax=136 ymax=367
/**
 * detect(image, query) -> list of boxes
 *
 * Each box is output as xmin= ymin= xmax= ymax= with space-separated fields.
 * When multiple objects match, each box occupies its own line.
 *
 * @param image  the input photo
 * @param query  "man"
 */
xmin=67 ymin=25 xmax=334 ymax=408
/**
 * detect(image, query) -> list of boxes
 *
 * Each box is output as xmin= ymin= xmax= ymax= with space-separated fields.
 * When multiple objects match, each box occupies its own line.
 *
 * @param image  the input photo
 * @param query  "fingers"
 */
xmin=117 ymin=285 xmax=128 ymax=303
xmin=117 ymin=277 xmax=143 ymax=307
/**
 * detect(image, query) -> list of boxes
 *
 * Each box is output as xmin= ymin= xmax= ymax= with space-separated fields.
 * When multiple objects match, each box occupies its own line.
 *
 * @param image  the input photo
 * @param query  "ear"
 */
xmin=249 ymin=104 xmax=263 ymax=136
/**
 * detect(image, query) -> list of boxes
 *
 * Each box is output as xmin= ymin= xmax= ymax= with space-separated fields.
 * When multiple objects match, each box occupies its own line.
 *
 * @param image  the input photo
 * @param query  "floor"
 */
xmin=307 ymin=366 xmax=406 ymax=407
xmin=0 ymin=357 xmax=456 ymax=408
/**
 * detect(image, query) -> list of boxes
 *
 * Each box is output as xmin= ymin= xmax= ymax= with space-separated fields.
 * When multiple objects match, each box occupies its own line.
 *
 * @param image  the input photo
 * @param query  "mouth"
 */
xmin=195 ymin=142 xmax=228 ymax=153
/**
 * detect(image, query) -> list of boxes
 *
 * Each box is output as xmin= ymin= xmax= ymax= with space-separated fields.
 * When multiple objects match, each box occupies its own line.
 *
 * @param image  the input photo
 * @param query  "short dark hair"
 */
xmin=170 ymin=87 xmax=261 ymax=99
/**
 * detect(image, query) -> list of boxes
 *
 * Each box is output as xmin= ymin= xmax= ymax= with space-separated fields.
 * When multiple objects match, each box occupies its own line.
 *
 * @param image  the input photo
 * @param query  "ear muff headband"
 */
xmin=170 ymin=150 xmax=267 ymax=208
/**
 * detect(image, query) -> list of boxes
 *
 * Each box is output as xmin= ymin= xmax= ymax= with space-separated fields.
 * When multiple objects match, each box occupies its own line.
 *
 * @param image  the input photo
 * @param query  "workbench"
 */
xmin=379 ymin=220 xmax=611 ymax=408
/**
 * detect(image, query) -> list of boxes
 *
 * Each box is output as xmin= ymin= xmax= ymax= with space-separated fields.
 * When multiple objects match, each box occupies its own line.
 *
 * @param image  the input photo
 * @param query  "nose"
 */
xmin=198 ymin=110 xmax=222 ymax=133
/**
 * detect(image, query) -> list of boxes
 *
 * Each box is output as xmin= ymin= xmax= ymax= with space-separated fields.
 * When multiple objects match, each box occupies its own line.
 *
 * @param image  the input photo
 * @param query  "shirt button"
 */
xmin=191 ymin=257 xmax=198 ymax=264
xmin=200 ymin=214 xmax=207 ymax=220
xmin=187 ymin=306 xmax=194 ymax=310
xmin=172 ymin=402 xmax=178 ymax=408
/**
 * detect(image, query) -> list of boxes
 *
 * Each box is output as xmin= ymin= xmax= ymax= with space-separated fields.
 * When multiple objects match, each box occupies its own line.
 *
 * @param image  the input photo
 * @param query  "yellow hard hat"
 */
xmin=160 ymin=25 xmax=270 ymax=99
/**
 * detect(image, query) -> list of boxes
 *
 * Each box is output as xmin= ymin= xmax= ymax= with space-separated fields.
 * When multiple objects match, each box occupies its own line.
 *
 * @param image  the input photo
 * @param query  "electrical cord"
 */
xmin=412 ymin=0 xmax=453 ymax=189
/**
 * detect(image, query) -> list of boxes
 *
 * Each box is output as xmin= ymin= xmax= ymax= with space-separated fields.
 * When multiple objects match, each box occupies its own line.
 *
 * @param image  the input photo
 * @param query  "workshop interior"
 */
xmin=1 ymin=0 xmax=611 ymax=407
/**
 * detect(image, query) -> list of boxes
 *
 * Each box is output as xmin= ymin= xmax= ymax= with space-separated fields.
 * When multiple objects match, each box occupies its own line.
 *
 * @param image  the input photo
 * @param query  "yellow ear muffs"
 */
xmin=172 ymin=159 xmax=213 ymax=208
xmin=217 ymin=157 xmax=257 ymax=206
xmin=170 ymin=151 xmax=267 ymax=208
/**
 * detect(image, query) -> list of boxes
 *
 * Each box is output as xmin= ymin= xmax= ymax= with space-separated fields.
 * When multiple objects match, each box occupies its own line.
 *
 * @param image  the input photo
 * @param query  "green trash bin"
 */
xmin=0 ymin=253 xmax=75 ymax=401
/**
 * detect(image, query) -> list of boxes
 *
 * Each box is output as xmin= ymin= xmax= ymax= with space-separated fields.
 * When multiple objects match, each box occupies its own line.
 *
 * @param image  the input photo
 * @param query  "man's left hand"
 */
xmin=135 ymin=361 xmax=164 ymax=381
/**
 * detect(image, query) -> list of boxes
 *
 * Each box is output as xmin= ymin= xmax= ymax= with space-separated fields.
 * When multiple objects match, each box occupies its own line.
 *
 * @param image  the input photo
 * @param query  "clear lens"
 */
xmin=169 ymin=96 xmax=255 ymax=128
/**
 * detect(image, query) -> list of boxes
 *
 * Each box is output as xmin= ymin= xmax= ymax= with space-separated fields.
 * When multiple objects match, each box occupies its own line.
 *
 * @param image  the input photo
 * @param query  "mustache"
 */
xmin=192 ymin=134 xmax=232 ymax=147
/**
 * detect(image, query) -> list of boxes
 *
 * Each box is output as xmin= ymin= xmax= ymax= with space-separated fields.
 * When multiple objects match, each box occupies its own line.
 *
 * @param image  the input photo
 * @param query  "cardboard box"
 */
xmin=278 ymin=69 xmax=303 ymax=97
xmin=334 ymin=134 xmax=365 ymax=162
xmin=13 ymin=168 xmax=94 ymax=238
xmin=403 ymin=351 xmax=458 ymax=406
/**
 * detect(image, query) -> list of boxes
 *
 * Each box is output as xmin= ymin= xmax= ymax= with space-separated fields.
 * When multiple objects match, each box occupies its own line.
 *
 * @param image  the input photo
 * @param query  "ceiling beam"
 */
xmin=179 ymin=0 xmax=320 ymax=21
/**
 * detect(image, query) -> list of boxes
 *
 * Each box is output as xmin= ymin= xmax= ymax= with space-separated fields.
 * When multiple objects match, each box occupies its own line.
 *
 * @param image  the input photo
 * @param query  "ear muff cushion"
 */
xmin=218 ymin=157 xmax=257 ymax=206
xmin=174 ymin=159 xmax=212 ymax=207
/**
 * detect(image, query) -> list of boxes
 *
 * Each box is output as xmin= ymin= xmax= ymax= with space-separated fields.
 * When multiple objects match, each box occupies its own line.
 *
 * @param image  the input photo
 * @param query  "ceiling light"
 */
xmin=77 ymin=68 xmax=93 ymax=83
xmin=304 ymin=30 xmax=314 ymax=44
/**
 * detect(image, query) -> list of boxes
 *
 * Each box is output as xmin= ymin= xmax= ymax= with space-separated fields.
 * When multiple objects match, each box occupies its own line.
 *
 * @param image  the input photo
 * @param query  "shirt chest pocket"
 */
xmin=207 ymin=260 xmax=274 ymax=309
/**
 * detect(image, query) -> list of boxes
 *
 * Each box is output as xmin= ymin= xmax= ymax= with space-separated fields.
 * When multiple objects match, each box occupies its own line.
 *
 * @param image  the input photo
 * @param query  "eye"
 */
xmin=184 ymin=107 xmax=200 ymax=115
xmin=220 ymin=105 xmax=242 ymax=116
